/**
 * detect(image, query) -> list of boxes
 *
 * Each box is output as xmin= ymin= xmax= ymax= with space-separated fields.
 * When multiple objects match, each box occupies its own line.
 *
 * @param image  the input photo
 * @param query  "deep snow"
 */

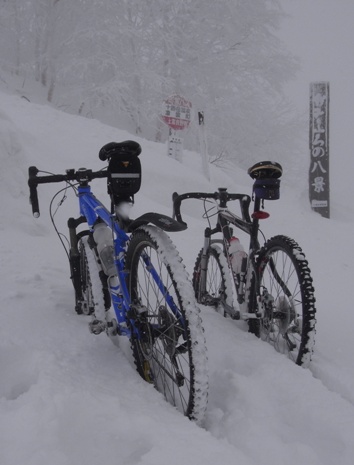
xmin=1 ymin=89 xmax=354 ymax=465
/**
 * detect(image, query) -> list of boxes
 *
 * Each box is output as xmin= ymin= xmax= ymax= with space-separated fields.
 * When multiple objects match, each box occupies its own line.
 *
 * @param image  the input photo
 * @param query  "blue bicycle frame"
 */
xmin=28 ymin=147 xmax=209 ymax=423
xmin=76 ymin=184 xmax=186 ymax=339
xmin=28 ymin=164 xmax=188 ymax=340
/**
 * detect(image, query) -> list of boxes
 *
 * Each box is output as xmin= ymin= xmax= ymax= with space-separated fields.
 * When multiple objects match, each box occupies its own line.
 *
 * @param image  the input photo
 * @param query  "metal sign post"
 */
xmin=168 ymin=128 xmax=183 ymax=162
xmin=198 ymin=111 xmax=210 ymax=181
xmin=309 ymin=82 xmax=330 ymax=218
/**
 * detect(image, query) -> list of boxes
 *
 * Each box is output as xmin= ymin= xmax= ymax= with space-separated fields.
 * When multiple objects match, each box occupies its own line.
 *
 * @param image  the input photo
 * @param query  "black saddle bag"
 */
xmin=100 ymin=141 xmax=142 ymax=203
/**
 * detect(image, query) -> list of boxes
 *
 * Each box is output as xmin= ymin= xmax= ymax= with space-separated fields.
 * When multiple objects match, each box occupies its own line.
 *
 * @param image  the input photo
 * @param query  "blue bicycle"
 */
xmin=28 ymin=140 xmax=208 ymax=423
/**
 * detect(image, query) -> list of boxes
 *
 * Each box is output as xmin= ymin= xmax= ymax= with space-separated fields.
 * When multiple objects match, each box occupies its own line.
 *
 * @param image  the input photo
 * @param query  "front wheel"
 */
xmin=256 ymin=235 xmax=316 ymax=367
xmin=193 ymin=243 xmax=233 ymax=316
xmin=125 ymin=226 xmax=208 ymax=424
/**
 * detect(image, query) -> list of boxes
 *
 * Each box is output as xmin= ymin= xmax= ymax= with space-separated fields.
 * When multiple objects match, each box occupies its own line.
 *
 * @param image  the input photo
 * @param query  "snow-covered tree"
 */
xmin=0 ymin=0 xmax=300 ymax=168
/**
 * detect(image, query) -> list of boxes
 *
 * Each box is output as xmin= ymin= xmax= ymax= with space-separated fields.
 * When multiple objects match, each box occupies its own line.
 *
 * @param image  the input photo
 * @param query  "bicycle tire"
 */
xmin=77 ymin=236 xmax=107 ymax=322
xmin=256 ymin=235 xmax=316 ymax=367
xmin=125 ymin=225 xmax=208 ymax=424
xmin=193 ymin=243 xmax=233 ymax=317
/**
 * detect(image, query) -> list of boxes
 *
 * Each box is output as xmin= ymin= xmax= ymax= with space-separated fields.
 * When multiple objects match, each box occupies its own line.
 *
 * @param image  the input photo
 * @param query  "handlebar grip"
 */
xmin=172 ymin=192 xmax=188 ymax=228
xmin=172 ymin=192 xmax=182 ymax=222
xmin=28 ymin=166 xmax=40 ymax=218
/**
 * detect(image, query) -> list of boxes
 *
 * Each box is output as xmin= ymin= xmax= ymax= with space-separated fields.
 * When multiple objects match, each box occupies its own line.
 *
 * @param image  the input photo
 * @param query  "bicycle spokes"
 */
xmin=257 ymin=236 xmax=316 ymax=365
xmin=129 ymin=236 xmax=196 ymax=415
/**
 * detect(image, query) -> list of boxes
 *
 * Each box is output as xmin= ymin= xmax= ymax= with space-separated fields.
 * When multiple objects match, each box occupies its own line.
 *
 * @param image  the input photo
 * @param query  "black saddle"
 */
xmin=248 ymin=161 xmax=282 ymax=180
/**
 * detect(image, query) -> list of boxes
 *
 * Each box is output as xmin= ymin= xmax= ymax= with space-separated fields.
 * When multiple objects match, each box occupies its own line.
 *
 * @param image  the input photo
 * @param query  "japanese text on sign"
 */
xmin=161 ymin=95 xmax=192 ymax=131
xmin=309 ymin=82 xmax=330 ymax=218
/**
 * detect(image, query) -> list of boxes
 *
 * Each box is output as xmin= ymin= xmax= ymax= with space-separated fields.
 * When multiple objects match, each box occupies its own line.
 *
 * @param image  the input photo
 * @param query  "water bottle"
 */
xmin=229 ymin=236 xmax=247 ymax=276
xmin=93 ymin=222 xmax=116 ymax=276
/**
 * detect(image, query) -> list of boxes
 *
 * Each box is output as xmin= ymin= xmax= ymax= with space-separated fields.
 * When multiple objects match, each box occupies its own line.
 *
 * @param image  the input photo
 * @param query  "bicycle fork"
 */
xmin=198 ymin=233 xmax=212 ymax=304
xmin=67 ymin=216 xmax=90 ymax=314
xmin=199 ymin=229 xmax=240 ymax=319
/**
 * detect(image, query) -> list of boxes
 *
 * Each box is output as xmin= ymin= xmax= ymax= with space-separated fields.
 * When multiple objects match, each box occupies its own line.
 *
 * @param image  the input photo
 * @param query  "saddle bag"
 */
xmin=101 ymin=141 xmax=142 ymax=203
xmin=248 ymin=161 xmax=282 ymax=200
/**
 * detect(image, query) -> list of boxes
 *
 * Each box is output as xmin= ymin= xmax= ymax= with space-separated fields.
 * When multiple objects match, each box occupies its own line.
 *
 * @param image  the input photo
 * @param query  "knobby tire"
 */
xmin=256 ymin=235 xmax=316 ymax=367
xmin=193 ymin=243 xmax=233 ymax=316
xmin=125 ymin=225 xmax=208 ymax=424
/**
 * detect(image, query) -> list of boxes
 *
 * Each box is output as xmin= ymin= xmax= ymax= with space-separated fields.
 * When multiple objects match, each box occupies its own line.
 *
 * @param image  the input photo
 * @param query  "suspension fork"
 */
xmin=198 ymin=225 xmax=221 ymax=300
xmin=218 ymin=213 xmax=249 ymax=304
xmin=67 ymin=216 xmax=87 ymax=307
xmin=198 ymin=228 xmax=211 ymax=300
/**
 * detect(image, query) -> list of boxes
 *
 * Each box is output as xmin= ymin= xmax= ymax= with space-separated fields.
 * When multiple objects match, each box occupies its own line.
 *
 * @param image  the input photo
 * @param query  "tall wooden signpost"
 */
xmin=309 ymin=82 xmax=330 ymax=218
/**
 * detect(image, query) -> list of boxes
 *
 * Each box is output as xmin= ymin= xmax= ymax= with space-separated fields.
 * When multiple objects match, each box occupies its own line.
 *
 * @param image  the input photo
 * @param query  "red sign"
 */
xmin=161 ymin=94 xmax=192 ymax=131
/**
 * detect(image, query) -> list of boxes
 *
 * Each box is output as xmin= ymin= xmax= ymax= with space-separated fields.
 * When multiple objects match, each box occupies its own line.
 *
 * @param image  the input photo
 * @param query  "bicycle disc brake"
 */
xmin=275 ymin=296 xmax=295 ymax=334
xmin=131 ymin=303 xmax=154 ymax=361
xmin=262 ymin=290 xmax=297 ymax=351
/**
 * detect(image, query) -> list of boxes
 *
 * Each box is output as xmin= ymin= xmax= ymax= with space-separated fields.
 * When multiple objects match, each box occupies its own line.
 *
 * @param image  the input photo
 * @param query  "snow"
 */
xmin=1 ymin=88 xmax=354 ymax=465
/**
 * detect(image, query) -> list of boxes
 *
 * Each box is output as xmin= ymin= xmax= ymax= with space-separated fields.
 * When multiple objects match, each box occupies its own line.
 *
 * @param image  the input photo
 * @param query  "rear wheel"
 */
xmin=125 ymin=226 xmax=208 ymax=424
xmin=193 ymin=244 xmax=233 ymax=316
xmin=256 ymin=235 xmax=316 ymax=367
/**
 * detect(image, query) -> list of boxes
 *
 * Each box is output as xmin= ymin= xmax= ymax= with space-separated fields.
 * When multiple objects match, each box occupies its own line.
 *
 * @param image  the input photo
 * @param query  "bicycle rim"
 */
xmin=126 ymin=226 xmax=208 ymax=423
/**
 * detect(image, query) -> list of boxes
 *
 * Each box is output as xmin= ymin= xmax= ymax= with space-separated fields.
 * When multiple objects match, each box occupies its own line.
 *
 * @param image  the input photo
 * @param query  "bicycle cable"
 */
xmin=259 ymin=228 xmax=266 ymax=244
xmin=49 ymin=180 xmax=79 ymax=260
xmin=46 ymin=166 xmax=108 ymax=259
xmin=202 ymin=199 xmax=218 ymax=228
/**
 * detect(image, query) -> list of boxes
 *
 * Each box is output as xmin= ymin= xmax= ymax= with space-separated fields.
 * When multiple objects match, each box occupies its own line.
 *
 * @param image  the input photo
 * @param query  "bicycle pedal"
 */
xmin=106 ymin=319 xmax=119 ymax=336
xmin=89 ymin=319 xmax=106 ymax=335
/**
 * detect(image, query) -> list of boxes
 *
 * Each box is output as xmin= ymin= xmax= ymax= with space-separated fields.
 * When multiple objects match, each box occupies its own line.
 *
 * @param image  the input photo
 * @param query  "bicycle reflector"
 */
xmin=252 ymin=210 xmax=270 ymax=220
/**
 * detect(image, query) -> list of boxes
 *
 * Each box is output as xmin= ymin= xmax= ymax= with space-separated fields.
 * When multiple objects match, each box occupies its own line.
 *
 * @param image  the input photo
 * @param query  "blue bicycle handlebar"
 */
xmin=28 ymin=166 xmax=108 ymax=218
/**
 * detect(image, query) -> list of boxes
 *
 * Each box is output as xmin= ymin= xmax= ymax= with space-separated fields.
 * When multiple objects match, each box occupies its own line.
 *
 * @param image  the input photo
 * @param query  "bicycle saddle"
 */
xmin=248 ymin=161 xmax=282 ymax=180
xmin=99 ymin=141 xmax=142 ymax=161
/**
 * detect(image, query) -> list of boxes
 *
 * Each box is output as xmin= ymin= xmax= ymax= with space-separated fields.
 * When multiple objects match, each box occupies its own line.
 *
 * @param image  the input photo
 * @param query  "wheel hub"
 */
xmin=275 ymin=296 xmax=295 ymax=334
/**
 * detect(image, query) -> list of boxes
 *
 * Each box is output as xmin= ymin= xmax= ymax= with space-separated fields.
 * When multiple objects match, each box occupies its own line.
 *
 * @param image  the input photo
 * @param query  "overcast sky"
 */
xmin=279 ymin=1 xmax=354 ymax=103
xmin=278 ymin=0 xmax=354 ymax=176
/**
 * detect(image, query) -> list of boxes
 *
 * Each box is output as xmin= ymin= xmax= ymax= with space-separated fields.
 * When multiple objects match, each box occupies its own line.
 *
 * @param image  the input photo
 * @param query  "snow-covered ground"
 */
xmin=1 ymin=89 xmax=354 ymax=465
